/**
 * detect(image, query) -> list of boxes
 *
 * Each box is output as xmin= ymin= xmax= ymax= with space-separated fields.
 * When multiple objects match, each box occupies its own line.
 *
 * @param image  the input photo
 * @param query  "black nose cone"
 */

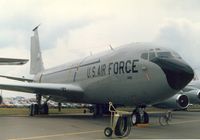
xmin=151 ymin=58 xmax=194 ymax=90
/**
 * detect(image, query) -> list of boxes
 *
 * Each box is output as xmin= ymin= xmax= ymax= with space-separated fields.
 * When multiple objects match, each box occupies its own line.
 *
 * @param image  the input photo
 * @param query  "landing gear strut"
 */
xmin=90 ymin=104 xmax=109 ymax=117
xmin=29 ymin=94 xmax=49 ymax=116
xmin=58 ymin=102 xmax=61 ymax=112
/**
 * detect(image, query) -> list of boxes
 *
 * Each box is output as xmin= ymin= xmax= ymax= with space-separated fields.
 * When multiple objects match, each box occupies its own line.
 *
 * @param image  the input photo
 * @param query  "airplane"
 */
xmin=0 ymin=26 xmax=194 ymax=137
xmin=152 ymin=78 xmax=200 ymax=111
xmin=150 ymin=80 xmax=199 ymax=126
xmin=181 ymin=80 xmax=200 ymax=104
xmin=0 ymin=56 xmax=28 ymax=104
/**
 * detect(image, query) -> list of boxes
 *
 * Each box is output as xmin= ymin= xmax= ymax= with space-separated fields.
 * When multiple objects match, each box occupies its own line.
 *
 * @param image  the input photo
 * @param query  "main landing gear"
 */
xmin=89 ymin=104 xmax=109 ymax=117
xmin=30 ymin=94 xmax=49 ymax=116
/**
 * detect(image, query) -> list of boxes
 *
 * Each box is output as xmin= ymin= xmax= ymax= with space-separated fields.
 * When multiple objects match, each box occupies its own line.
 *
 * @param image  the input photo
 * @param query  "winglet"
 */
xmin=32 ymin=24 xmax=41 ymax=31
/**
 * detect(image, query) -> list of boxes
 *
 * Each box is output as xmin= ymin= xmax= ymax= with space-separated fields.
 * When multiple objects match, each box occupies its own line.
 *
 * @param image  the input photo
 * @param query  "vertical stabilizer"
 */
xmin=30 ymin=25 xmax=44 ymax=74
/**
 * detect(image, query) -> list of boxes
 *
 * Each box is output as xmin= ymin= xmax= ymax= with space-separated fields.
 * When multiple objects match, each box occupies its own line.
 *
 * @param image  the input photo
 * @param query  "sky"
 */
xmin=0 ymin=0 xmax=200 ymax=97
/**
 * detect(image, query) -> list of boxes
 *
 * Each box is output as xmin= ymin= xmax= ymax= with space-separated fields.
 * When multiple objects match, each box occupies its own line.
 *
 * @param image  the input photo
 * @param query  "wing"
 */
xmin=0 ymin=83 xmax=84 ymax=99
xmin=182 ymin=85 xmax=197 ymax=92
xmin=0 ymin=58 xmax=28 ymax=65
xmin=182 ymin=80 xmax=200 ymax=92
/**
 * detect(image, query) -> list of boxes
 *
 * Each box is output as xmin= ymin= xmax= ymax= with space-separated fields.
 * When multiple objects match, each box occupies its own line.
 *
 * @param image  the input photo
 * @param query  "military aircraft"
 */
xmin=150 ymin=80 xmax=199 ymax=127
xmin=0 ymin=56 xmax=28 ymax=104
xmin=152 ymin=79 xmax=200 ymax=111
xmin=0 ymin=26 xmax=194 ymax=136
xmin=181 ymin=80 xmax=200 ymax=104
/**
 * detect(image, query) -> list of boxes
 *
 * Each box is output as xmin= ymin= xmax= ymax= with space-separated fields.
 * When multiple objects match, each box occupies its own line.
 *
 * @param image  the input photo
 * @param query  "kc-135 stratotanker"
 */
xmin=0 ymin=25 xmax=194 ymax=137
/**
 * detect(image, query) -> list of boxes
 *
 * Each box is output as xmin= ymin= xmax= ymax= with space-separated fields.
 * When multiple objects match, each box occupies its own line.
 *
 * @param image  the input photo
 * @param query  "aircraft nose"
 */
xmin=151 ymin=58 xmax=194 ymax=90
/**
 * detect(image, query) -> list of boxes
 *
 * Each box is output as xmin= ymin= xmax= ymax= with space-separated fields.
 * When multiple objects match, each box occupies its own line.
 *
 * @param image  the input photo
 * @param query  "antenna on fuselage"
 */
xmin=109 ymin=44 xmax=114 ymax=51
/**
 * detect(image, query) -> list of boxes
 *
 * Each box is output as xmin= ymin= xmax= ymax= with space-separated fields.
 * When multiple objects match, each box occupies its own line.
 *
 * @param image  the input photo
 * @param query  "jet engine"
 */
xmin=184 ymin=89 xmax=200 ymax=104
xmin=0 ymin=95 xmax=2 ymax=104
xmin=153 ymin=94 xmax=189 ymax=110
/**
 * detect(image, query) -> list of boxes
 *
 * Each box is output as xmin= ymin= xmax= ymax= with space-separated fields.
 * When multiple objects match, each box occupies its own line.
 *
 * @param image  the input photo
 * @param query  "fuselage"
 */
xmin=34 ymin=43 xmax=194 ymax=107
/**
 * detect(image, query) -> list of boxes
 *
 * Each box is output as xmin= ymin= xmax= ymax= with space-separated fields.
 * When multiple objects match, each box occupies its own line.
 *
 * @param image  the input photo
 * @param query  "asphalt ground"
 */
xmin=0 ymin=111 xmax=200 ymax=140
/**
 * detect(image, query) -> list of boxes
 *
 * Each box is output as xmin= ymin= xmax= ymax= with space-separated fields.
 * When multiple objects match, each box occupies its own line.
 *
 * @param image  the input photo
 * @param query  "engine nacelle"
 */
xmin=184 ymin=89 xmax=200 ymax=104
xmin=153 ymin=94 xmax=189 ymax=109
xmin=0 ymin=95 xmax=2 ymax=104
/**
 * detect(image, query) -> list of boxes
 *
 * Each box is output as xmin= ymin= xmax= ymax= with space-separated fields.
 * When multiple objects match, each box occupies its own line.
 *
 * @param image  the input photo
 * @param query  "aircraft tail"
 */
xmin=30 ymin=25 xmax=45 ymax=74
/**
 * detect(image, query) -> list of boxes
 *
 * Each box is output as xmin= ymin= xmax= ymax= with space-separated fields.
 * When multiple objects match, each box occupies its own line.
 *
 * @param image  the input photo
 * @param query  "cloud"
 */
xmin=154 ymin=18 xmax=200 ymax=73
xmin=1 ymin=0 xmax=200 ymax=97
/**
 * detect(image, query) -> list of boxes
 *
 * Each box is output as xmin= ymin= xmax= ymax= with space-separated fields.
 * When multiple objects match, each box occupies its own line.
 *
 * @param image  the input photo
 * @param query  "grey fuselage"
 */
xmin=33 ymin=43 xmax=193 ymax=107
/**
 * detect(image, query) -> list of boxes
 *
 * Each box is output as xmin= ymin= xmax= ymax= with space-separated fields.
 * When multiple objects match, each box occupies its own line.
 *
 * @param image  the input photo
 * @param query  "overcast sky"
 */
xmin=1 ymin=0 xmax=200 ymax=97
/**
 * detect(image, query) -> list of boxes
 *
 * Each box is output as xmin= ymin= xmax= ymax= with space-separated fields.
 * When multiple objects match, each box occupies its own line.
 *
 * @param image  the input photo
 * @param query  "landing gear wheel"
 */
xmin=131 ymin=109 xmax=149 ymax=125
xmin=29 ymin=104 xmax=39 ymax=116
xmin=30 ymin=104 xmax=34 ymax=116
xmin=83 ymin=109 xmax=87 ymax=114
xmin=104 ymin=127 xmax=113 ymax=137
xmin=115 ymin=116 xmax=131 ymax=137
xmin=131 ymin=111 xmax=140 ymax=125
xmin=143 ymin=112 xmax=149 ymax=124
xmin=0 ymin=95 xmax=2 ymax=104
xmin=43 ymin=103 xmax=49 ymax=114
xmin=34 ymin=104 xmax=39 ymax=115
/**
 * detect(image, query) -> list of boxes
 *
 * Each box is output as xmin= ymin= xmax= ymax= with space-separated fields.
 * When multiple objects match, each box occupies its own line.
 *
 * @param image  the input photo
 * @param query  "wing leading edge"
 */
xmin=0 ymin=83 xmax=84 ymax=99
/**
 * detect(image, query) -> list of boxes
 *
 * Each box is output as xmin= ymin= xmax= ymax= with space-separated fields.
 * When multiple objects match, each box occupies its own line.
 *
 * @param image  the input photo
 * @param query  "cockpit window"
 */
xmin=149 ymin=52 xmax=156 ymax=60
xmin=172 ymin=52 xmax=182 ymax=59
xmin=141 ymin=49 xmax=181 ymax=61
xmin=157 ymin=52 xmax=173 ymax=59
xmin=141 ymin=53 xmax=148 ymax=60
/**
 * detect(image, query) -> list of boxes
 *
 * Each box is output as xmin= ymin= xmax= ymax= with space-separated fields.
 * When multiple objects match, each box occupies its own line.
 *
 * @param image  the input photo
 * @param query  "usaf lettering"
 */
xmin=87 ymin=59 xmax=139 ymax=78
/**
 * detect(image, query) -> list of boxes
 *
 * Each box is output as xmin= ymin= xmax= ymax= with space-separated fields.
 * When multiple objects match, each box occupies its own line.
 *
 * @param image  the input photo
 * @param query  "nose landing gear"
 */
xmin=131 ymin=107 xmax=149 ymax=125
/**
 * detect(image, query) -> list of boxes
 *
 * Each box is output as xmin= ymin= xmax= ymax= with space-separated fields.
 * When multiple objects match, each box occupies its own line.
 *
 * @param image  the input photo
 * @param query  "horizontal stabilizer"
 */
xmin=0 ymin=58 xmax=28 ymax=65
xmin=0 ymin=75 xmax=33 ymax=82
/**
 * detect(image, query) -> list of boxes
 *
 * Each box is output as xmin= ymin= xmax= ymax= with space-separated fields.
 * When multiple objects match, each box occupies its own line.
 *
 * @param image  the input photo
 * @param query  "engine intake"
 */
xmin=153 ymin=94 xmax=189 ymax=109
xmin=177 ymin=94 xmax=189 ymax=108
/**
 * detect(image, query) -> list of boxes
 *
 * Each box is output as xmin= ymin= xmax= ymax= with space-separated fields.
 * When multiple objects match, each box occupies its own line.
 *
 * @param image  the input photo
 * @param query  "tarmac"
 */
xmin=0 ymin=111 xmax=200 ymax=140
